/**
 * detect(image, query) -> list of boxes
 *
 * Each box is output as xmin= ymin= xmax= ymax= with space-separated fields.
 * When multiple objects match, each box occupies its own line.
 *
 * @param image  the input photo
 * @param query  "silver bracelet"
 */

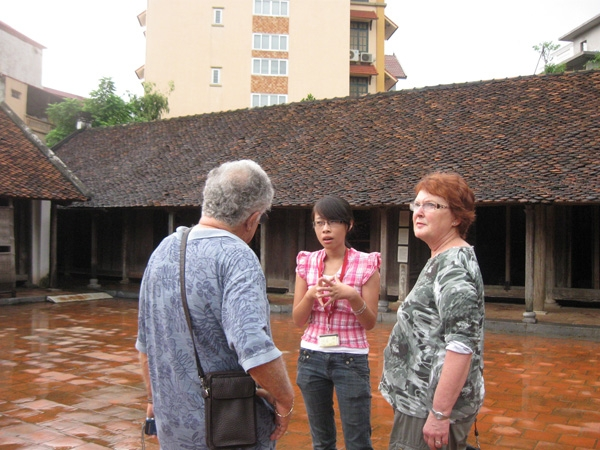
xmin=352 ymin=301 xmax=367 ymax=315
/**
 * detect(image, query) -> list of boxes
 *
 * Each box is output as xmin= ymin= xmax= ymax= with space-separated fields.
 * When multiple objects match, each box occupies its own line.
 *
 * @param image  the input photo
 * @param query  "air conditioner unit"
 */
xmin=349 ymin=49 xmax=361 ymax=62
xmin=360 ymin=52 xmax=374 ymax=63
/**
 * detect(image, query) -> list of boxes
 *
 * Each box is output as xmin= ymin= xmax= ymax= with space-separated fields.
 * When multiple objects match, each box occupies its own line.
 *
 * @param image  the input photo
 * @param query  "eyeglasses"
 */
xmin=313 ymin=219 xmax=346 ymax=229
xmin=409 ymin=201 xmax=449 ymax=212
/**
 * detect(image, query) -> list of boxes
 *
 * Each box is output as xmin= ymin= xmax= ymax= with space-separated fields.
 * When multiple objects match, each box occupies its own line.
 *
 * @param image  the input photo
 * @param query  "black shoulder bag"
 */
xmin=179 ymin=227 xmax=257 ymax=449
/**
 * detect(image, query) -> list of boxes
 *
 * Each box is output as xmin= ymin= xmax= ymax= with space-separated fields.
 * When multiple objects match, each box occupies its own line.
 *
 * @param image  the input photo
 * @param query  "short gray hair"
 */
xmin=202 ymin=160 xmax=274 ymax=227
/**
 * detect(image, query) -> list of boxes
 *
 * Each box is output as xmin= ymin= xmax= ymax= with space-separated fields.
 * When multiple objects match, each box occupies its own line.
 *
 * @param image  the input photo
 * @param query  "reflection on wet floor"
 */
xmin=0 ymin=299 xmax=598 ymax=449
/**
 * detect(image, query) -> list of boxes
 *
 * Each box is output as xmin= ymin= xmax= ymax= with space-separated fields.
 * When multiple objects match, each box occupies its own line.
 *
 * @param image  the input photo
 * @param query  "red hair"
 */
xmin=415 ymin=172 xmax=476 ymax=238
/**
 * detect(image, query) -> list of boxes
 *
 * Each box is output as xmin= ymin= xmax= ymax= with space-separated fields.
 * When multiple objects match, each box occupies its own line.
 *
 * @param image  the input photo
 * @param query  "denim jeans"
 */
xmin=296 ymin=349 xmax=373 ymax=450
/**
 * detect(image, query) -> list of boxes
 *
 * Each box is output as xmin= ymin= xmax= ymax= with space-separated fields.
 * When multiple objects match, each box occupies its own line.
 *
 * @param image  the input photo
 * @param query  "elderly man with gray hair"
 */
xmin=137 ymin=160 xmax=294 ymax=449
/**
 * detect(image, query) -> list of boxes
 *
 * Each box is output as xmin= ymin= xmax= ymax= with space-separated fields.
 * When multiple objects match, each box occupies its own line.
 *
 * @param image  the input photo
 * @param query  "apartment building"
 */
xmin=552 ymin=12 xmax=600 ymax=71
xmin=137 ymin=0 xmax=405 ymax=118
xmin=0 ymin=20 xmax=81 ymax=143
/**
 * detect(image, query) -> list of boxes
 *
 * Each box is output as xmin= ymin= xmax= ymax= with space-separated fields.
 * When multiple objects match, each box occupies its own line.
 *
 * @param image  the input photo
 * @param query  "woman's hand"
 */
xmin=315 ymin=275 xmax=357 ymax=307
xmin=423 ymin=412 xmax=450 ymax=449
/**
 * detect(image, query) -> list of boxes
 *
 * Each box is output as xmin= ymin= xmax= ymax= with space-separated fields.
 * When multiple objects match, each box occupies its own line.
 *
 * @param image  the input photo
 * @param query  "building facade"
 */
xmin=0 ymin=21 xmax=86 ymax=288
xmin=552 ymin=13 xmax=600 ymax=71
xmin=137 ymin=0 xmax=403 ymax=118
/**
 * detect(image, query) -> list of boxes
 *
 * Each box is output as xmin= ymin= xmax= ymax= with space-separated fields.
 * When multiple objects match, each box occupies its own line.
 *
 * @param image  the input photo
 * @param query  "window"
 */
xmin=254 ymin=0 xmax=289 ymax=16
xmin=252 ymin=58 xmax=287 ymax=76
xmin=350 ymin=22 xmax=369 ymax=53
xmin=581 ymin=40 xmax=588 ymax=52
xmin=11 ymin=89 xmax=21 ymax=99
xmin=213 ymin=8 xmax=223 ymax=25
xmin=211 ymin=68 xmax=221 ymax=85
xmin=251 ymin=93 xmax=287 ymax=107
xmin=253 ymin=34 xmax=288 ymax=51
xmin=350 ymin=77 xmax=369 ymax=97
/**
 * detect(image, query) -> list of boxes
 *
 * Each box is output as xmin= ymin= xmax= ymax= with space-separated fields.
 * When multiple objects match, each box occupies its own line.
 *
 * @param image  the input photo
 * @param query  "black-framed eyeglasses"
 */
xmin=312 ymin=219 xmax=345 ymax=229
xmin=409 ymin=201 xmax=449 ymax=212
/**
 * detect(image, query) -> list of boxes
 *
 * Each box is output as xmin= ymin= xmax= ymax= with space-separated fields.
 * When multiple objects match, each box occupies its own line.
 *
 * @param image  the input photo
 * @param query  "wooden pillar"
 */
xmin=379 ymin=208 xmax=388 ymax=299
xmin=523 ymin=205 xmax=537 ymax=323
xmin=377 ymin=208 xmax=390 ymax=312
xmin=120 ymin=211 xmax=129 ymax=284
xmin=168 ymin=211 xmax=175 ymax=236
xmin=533 ymin=205 xmax=546 ymax=312
xmin=397 ymin=210 xmax=411 ymax=302
xmin=504 ymin=206 xmax=511 ymax=288
xmin=49 ymin=203 xmax=58 ymax=288
xmin=260 ymin=221 xmax=267 ymax=275
xmin=291 ymin=210 xmax=307 ymax=294
xmin=88 ymin=213 xmax=100 ymax=288
xmin=545 ymin=206 xmax=558 ymax=307
xmin=594 ymin=206 xmax=599 ymax=290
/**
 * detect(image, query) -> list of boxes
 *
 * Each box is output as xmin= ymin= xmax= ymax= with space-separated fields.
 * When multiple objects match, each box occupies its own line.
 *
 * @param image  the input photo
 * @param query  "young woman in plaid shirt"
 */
xmin=293 ymin=195 xmax=381 ymax=450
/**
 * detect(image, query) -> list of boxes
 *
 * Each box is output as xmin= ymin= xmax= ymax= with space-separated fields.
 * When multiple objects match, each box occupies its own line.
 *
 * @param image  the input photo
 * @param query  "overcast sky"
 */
xmin=1 ymin=0 xmax=599 ymax=97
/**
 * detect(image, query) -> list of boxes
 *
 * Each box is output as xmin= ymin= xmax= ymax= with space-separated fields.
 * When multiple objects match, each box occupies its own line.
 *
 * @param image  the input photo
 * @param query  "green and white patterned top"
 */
xmin=379 ymin=246 xmax=485 ymax=422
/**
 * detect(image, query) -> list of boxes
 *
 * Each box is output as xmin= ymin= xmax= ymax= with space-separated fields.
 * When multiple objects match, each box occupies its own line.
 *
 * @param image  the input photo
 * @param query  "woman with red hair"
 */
xmin=380 ymin=172 xmax=485 ymax=450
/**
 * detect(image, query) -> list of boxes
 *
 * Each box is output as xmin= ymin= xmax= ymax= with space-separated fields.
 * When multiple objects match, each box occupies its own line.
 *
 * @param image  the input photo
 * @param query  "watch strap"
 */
xmin=431 ymin=407 xmax=451 ymax=420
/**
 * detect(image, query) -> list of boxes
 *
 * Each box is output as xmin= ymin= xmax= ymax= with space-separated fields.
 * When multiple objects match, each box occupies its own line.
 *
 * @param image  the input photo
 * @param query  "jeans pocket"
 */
xmin=343 ymin=355 xmax=370 ymax=378
xmin=298 ymin=349 xmax=311 ymax=365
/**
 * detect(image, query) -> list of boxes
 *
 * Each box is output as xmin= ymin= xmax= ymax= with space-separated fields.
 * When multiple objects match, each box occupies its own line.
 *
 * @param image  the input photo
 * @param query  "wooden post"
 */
xmin=120 ymin=211 xmax=129 ymax=284
xmin=504 ymin=206 xmax=511 ymax=288
xmin=594 ymin=206 xmax=599 ymax=290
xmin=49 ymin=203 xmax=58 ymax=288
xmin=533 ymin=205 xmax=546 ymax=312
xmin=379 ymin=208 xmax=388 ymax=302
xmin=168 ymin=211 xmax=174 ymax=236
xmin=544 ymin=206 xmax=558 ymax=307
xmin=397 ymin=210 xmax=411 ymax=302
xmin=523 ymin=205 xmax=537 ymax=323
xmin=88 ymin=214 xmax=100 ymax=288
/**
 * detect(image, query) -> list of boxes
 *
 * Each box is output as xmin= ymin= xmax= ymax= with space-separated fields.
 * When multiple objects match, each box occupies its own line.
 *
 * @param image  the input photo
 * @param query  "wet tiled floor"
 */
xmin=0 ymin=298 xmax=599 ymax=449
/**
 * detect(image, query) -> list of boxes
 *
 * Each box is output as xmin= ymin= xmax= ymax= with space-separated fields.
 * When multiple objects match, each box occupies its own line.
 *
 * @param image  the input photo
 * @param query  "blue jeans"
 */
xmin=296 ymin=349 xmax=373 ymax=450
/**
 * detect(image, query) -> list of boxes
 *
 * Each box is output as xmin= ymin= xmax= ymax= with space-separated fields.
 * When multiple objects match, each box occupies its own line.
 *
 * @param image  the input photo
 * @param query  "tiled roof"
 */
xmin=53 ymin=71 xmax=600 ymax=208
xmin=0 ymin=103 xmax=88 ymax=202
xmin=385 ymin=54 xmax=407 ymax=80
xmin=350 ymin=10 xmax=378 ymax=20
xmin=350 ymin=64 xmax=379 ymax=76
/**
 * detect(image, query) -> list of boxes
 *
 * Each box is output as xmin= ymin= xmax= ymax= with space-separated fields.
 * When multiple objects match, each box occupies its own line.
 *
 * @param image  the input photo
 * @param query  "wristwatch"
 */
xmin=431 ymin=407 xmax=451 ymax=421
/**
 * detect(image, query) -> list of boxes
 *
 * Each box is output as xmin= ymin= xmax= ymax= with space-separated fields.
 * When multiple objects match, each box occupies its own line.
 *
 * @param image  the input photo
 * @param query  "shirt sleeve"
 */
xmin=436 ymin=251 xmax=483 ymax=353
xmin=296 ymin=251 xmax=311 ymax=279
xmin=358 ymin=251 xmax=381 ymax=285
xmin=222 ymin=246 xmax=282 ymax=371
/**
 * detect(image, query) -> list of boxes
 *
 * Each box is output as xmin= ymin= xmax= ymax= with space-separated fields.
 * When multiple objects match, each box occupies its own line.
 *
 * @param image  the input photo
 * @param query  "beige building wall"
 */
xmin=143 ymin=0 xmax=391 ymax=117
xmin=145 ymin=0 xmax=254 ymax=118
xmin=2 ymin=77 xmax=28 ymax=119
xmin=287 ymin=0 xmax=349 ymax=101
xmin=144 ymin=0 xmax=353 ymax=117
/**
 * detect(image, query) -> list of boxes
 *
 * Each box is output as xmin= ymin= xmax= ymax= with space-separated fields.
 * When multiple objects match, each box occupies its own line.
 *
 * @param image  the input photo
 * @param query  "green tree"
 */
xmin=533 ymin=42 xmax=566 ymax=75
xmin=45 ymin=98 xmax=85 ymax=146
xmin=45 ymin=77 xmax=172 ymax=147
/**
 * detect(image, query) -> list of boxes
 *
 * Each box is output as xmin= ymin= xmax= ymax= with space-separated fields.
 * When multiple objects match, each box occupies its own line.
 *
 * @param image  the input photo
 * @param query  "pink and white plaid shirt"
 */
xmin=296 ymin=247 xmax=381 ymax=349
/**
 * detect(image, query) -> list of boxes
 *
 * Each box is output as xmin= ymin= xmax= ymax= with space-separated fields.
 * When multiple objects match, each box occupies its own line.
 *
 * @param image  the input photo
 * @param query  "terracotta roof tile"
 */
xmin=53 ymin=71 xmax=600 ymax=208
xmin=385 ymin=54 xmax=406 ymax=79
xmin=0 ymin=103 xmax=88 ymax=202
xmin=350 ymin=10 xmax=378 ymax=20
xmin=350 ymin=64 xmax=379 ymax=76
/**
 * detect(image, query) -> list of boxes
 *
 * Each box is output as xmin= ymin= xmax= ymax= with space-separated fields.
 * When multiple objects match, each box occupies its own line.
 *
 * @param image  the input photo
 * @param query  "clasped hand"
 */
xmin=315 ymin=276 xmax=351 ymax=308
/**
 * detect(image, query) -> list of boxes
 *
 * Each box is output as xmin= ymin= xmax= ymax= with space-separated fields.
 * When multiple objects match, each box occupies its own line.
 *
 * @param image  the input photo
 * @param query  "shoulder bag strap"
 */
xmin=179 ymin=227 xmax=207 ymax=385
